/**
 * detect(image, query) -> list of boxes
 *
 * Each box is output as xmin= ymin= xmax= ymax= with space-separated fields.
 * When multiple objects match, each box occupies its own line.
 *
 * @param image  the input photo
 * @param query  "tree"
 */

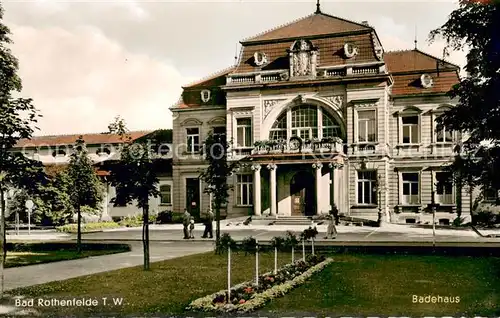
xmin=200 ymin=131 xmax=238 ymax=251
xmin=107 ymin=118 xmax=161 ymax=270
xmin=66 ymin=137 xmax=104 ymax=253
xmin=0 ymin=4 xmax=48 ymax=298
xmin=429 ymin=1 xmax=500 ymax=199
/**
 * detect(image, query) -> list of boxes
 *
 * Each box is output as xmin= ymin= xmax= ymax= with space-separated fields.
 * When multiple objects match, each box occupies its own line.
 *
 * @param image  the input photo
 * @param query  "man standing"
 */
xmin=324 ymin=210 xmax=337 ymax=239
xmin=182 ymin=209 xmax=191 ymax=239
xmin=202 ymin=209 xmax=214 ymax=238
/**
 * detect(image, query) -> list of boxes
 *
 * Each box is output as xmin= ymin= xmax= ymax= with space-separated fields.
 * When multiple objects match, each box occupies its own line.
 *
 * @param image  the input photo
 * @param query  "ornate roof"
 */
xmin=241 ymin=12 xmax=372 ymax=44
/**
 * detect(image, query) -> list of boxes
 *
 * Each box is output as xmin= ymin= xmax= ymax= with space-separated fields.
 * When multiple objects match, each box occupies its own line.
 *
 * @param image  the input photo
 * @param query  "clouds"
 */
xmin=8 ymin=22 xmax=196 ymax=135
xmin=2 ymin=1 xmax=467 ymax=135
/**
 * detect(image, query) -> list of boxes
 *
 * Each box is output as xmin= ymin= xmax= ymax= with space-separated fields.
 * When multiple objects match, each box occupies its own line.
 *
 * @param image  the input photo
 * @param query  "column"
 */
xmin=328 ymin=163 xmax=336 ymax=211
xmin=312 ymin=162 xmax=323 ymax=215
xmin=251 ymin=164 xmax=262 ymax=216
xmin=267 ymin=164 xmax=277 ymax=216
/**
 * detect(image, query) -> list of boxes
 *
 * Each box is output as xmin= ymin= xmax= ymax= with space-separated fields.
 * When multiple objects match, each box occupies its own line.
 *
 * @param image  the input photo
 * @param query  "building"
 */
xmin=171 ymin=7 xmax=473 ymax=225
xmin=13 ymin=131 xmax=174 ymax=220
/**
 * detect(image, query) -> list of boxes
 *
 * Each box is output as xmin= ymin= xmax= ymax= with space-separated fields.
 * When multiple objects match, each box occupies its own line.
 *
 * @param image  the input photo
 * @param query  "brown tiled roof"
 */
xmin=15 ymin=131 xmax=152 ymax=148
xmin=182 ymin=66 xmax=235 ymax=88
xmin=235 ymin=33 xmax=378 ymax=73
xmin=44 ymin=164 xmax=110 ymax=177
xmin=391 ymin=71 xmax=459 ymax=96
xmin=242 ymin=12 xmax=371 ymax=43
xmin=384 ymin=49 xmax=459 ymax=74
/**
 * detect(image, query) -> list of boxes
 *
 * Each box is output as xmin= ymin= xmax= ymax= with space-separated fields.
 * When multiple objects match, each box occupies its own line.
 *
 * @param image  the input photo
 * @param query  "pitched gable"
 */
xmin=384 ymin=49 xmax=459 ymax=74
xmin=241 ymin=12 xmax=371 ymax=44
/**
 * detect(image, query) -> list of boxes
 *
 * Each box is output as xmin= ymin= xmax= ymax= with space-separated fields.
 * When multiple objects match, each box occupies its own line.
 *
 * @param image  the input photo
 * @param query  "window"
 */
xmin=236 ymin=174 xmax=253 ymax=206
xmin=402 ymin=116 xmax=419 ymax=144
xmin=483 ymin=188 xmax=498 ymax=201
xmin=435 ymin=172 xmax=453 ymax=204
xmin=271 ymin=105 xmax=341 ymax=140
xmin=236 ymin=118 xmax=252 ymax=147
xmin=213 ymin=126 xmax=226 ymax=144
xmin=402 ymin=172 xmax=419 ymax=204
xmin=160 ymin=184 xmax=172 ymax=205
xmin=186 ymin=128 xmax=200 ymax=153
xmin=357 ymin=170 xmax=377 ymax=204
xmin=435 ymin=124 xmax=453 ymax=143
xmin=357 ymin=110 xmax=376 ymax=143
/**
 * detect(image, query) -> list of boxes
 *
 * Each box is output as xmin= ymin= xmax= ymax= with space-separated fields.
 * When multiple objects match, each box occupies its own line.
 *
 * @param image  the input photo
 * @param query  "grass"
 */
xmin=8 ymin=250 xmax=293 ymax=316
xmin=261 ymin=254 xmax=500 ymax=316
xmin=7 ymin=252 xmax=500 ymax=316
xmin=5 ymin=243 xmax=131 ymax=268
xmin=6 ymin=249 xmax=128 ymax=268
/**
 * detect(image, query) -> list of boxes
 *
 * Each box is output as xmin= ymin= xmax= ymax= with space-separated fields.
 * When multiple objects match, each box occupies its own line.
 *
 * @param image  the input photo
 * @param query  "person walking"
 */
xmin=202 ymin=209 xmax=214 ymax=238
xmin=182 ymin=209 xmax=191 ymax=239
xmin=324 ymin=212 xmax=337 ymax=239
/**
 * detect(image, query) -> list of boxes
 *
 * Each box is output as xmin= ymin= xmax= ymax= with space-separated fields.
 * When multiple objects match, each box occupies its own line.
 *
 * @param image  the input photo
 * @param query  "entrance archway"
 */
xmin=290 ymin=170 xmax=315 ymax=216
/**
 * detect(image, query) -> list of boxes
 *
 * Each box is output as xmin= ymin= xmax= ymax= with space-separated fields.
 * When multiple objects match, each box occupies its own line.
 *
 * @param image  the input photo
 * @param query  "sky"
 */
xmin=3 ymin=0 xmax=467 ymax=136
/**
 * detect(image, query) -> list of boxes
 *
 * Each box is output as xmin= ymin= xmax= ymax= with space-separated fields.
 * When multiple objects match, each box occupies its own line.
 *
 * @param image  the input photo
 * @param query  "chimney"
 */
xmin=361 ymin=21 xmax=369 ymax=26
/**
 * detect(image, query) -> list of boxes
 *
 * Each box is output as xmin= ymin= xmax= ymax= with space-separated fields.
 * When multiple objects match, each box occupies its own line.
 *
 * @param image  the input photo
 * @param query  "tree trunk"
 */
xmin=0 ymin=187 xmax=5 ymax=299
xmin=215 ymin=203 xmax=221 ymax=254
xmin=142 ymin=204 xmax=150 ymax=270
xmin=77 ymin=205 xmax=82 ymax=253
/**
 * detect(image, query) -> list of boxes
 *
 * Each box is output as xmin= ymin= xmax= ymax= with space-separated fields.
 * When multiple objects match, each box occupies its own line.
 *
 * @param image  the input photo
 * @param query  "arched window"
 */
xmin=270 ymin=105 xmax=341 ymax=141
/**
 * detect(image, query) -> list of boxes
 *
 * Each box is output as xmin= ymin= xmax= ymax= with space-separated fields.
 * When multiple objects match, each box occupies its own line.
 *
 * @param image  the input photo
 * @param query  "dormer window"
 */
xmin=420 ymin=74 xmax=433 ymax=88
xmin=200 ymin=90 xmax=211 ymax=103
xmin=254 ymin=52 xmax=268 ymax=66
xmin=96 ymin=147 xmax=111 ymax=156
xmin=52 ymin=149 xmax=66 ymax=157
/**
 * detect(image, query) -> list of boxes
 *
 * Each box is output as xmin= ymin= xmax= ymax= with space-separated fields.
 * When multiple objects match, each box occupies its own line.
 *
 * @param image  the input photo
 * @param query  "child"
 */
xmin=189 ymin=217 xmax=195 ymax=239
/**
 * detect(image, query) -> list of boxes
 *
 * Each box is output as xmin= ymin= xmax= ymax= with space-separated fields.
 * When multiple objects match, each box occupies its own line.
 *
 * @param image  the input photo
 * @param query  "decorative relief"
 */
xmin=344 ymin=43 xmax=359 ymax=59
xmin=324 ymin=95 xmax=344 ymax=109
xmin=200 ymin=89 xmax=211 ymax=103
xmin=420 ymin=74 xmax=433 ymax=88
xmin=254 ymin=52 xmax=268 ymax=66
xmin=355 ymin=102 xmax=377 ymax=108
xmin=371 ymin=31 xmax=384 ymax=61
xmin=289 ymin=39 xmax=317 ymax=77
xmin=263 ymin=99 xmax=285 ymax=119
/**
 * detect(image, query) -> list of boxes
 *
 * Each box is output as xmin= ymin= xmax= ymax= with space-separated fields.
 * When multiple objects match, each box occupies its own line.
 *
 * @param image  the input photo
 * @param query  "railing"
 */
xmin=227 ymin=63 xmax=385 ymax=85
xmin=352 ymin=66 xmax=380 ymax=75
xmin=325 ymin=69 xmax=346 ymax=77
xmin=251 ymin=139 xmax=343 ymax=155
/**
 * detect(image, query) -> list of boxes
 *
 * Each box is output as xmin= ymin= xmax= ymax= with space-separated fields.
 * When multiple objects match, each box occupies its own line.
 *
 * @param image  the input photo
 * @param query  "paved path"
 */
xmin=3 ymin=241 xmax=212 ymax=292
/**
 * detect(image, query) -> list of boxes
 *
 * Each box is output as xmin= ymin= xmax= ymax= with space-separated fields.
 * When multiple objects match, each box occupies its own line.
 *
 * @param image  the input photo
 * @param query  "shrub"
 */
xmin=472 ymin=211 xmax=500 ymax=228
xmin=119 ymin=215 xmax=142 ymax=227
xmin=215 ymin=233 xmax=237 ymax=254
xmin=284 ymin=231 xmax=299 ymax=250
xmin=300 ymin=227 xmax=318 ymax=240
xmin=241 ymin=236 xmax=258 ymax=255
xmin=270 ymin=236 xmax=286 ymax=251
xmin=56 ymin=222 xmax=120 ymax=233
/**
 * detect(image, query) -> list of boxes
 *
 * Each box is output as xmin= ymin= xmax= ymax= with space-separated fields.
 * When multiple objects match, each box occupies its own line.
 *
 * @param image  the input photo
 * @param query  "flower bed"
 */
xmin=186 ymin=254 xmax=333 ymax=313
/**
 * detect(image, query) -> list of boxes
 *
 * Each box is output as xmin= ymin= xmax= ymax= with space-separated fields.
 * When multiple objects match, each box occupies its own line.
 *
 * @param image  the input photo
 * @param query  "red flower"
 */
xmin=244 ymin=287 xmax=253 ymax=294
xmin=239 ymin=299 xmax=246 ymax=304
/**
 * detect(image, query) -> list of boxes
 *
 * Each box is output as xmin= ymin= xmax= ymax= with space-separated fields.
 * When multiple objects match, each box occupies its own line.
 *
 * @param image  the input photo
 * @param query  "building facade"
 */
xmin=14 ymin=131 xmax=174 ymax=219
xmin=171 ymin=9 xmax=473 ymax=225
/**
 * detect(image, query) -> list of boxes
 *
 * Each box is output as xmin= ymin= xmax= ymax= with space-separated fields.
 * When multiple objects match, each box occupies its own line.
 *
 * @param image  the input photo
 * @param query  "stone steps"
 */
xmin=273 ymin=216 xmax=314 ymax=226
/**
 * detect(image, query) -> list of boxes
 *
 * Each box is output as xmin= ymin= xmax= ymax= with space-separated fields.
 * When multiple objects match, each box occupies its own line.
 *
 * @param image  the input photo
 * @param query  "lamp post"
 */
xmin=376 ymin=174 xmax=384 ymax=226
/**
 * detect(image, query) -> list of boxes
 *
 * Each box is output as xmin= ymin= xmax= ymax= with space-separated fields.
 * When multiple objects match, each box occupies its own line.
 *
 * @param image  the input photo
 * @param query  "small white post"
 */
xmin=28 ymin=209 xmax=31 ymax=235
xmin=255 ymin=240 xmax=259 ymax=286
xmin=274 ymin=246 xmax=277 ymax=274
xmin=291 ymin=246 xmax=294 ymax=263
xmin=228 ymin=246 xmax=231 ymax=300
xmin=302 ymin=239 xmax=305 ymax=260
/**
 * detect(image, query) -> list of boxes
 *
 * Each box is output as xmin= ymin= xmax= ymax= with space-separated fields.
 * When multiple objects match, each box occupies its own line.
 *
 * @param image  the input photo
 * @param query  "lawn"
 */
xmin=261 ymin=254 xmax=500 ymax=316
xmin=6 ymin=249 xmax=128 ymax=268
xmin=7 ymin=252 xmax=500 ymax=316
xmin=5 ymin=243 xmax=131 ymax=268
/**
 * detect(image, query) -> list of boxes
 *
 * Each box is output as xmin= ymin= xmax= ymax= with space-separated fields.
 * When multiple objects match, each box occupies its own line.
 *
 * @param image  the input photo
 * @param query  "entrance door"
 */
xmin=291 ymin=188 xmax=306 ymax=215
xmin=186 ymin=178 xmax=200 ymax=219
xmin=290 ymin=171 xmax=315 ymax=216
